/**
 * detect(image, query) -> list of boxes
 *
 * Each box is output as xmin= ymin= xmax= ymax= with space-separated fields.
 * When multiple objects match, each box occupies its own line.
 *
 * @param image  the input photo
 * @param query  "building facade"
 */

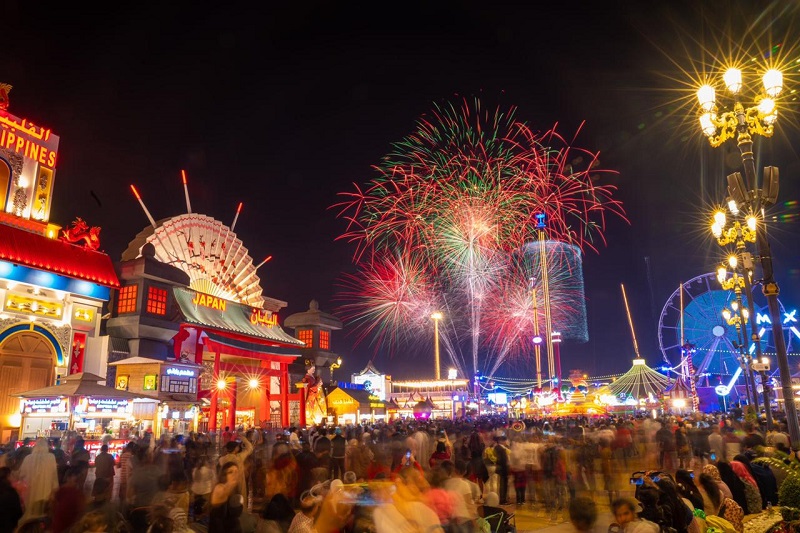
xmin=0 ymin=88 xmax=119 ymax=441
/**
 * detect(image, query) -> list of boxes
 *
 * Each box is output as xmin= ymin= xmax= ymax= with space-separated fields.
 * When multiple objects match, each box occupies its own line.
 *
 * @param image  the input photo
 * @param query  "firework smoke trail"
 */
xmin=335 ymin=98 xmax=625 ymax=375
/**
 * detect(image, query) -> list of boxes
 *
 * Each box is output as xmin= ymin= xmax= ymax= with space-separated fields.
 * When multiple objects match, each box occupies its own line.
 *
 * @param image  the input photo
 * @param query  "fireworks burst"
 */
xmin=335 ymin=97 xmax=625 ymax=376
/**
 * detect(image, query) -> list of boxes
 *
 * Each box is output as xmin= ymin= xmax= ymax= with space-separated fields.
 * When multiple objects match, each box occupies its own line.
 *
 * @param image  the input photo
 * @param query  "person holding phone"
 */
xmin=394 ymin=449 xmax=423 ymax=474
xmin=210 ymin=462 xmax=244 ymax=533
xmin=218 ymin=431 xmax=253 ymax=498
xmin=708 ymin=426 xmax=724 ymax=462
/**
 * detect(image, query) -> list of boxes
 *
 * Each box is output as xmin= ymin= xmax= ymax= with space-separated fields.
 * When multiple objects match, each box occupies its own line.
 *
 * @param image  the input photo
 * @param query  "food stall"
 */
xmin=108 ymin=356 xmax=202 ymax=437
xmin=14 ymin=372 xmax=158 ymax=459
xmin=326 ymin=386 xmax=386 ymax=424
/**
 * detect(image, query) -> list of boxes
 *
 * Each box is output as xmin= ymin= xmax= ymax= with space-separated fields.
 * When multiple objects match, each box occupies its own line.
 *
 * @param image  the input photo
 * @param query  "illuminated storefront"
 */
xmin=351 ymin=361 xmax=390 ymax=401
xmin=108 ymin=356 xmax=202 ymax=437
xmin=0 ymin=87 xmax=119 ymax=441
xmin=388 ymin=379 xmax=470 ymax=420
xmin=14 ymin=372 xmax=156 ymax=442
xmin=326 ymin=385 xmax=386 ymax=424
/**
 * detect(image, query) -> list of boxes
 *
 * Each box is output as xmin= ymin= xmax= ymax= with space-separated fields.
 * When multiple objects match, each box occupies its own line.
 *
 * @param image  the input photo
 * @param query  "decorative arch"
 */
xmin=0 ymin=323 xmax=64 ymax=366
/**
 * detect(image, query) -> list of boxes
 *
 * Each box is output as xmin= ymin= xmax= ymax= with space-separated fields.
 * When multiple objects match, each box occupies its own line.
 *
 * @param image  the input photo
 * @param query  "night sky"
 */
xmin=4 ymin=1 xmax=800 ymax=381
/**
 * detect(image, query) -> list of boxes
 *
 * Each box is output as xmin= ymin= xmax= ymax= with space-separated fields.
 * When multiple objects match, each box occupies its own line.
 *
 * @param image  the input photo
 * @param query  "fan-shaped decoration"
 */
xmin=608 ymin=358 xmax=669 ymax=400
xmin=122 ymin=214 xmax=264 ymax=307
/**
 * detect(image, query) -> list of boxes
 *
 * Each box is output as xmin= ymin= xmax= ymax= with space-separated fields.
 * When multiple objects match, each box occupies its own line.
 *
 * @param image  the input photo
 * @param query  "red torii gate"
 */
xmin=175 ymin=324 xmax=305 ymax=430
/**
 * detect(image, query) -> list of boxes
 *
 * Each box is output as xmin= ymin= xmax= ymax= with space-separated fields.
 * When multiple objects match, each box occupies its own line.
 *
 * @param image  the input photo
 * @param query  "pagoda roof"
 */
xmin=664 ymin=377 xmax=691 ymax=395
xmin=173 ymin=287 xmax=304 ymax=347
xmin=284 ymin=300 xmax=343 ymax=330
xmin=356 ymin=360 xmax=384 ymax=376
xmin=0 ymin=222 xmax=119 ymax=289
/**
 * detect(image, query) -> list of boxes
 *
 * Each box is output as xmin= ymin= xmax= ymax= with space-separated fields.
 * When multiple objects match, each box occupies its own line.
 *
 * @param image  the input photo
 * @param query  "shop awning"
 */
xmin=0 ymin=223 xmax=120 ymax=288
xmin=173 ymin=287 xmax=305 ymax=347
xmin=332 ymin=387 xmax=386 ymax=410
xmin=14 ymin=372 xmax=158 ymax=401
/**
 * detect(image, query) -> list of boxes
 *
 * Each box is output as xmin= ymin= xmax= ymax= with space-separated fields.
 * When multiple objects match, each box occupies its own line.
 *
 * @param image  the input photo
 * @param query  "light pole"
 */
xmin=448 ymin=367 xmax=457 ymax=419
xmin=695 ymin=65 xmax=794 ymax=444
xmin=715 ymin=244 xmax=773 ymax=429
xmin=431 ymin=311 xmax=443 ymax=380
xmin=721 ymin=300 xmax=756 ymax=408
xmin=552 ymin=331 xmax=562 ymax=399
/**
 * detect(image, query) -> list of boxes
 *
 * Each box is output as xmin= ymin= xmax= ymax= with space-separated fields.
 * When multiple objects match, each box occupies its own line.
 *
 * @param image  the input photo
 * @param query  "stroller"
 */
xmin=477 ymin=505 xmax=516 ymax=533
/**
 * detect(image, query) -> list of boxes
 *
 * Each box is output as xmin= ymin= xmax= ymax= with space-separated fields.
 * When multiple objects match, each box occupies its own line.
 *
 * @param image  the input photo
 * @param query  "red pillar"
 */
xmin=280 ymin=365 xmax=290 ymax=428
xmin=209 ymin=350 xmax=221 ymax=433
xmin=194 ymin=328 xmax=204 ymax=365
xmin=297 ymin=383 xmax=307 ymax=427
xmin=227 ymin=380 xmax=237 ymax=431
xmin=259 ymin=385 xmax=270 ymax=428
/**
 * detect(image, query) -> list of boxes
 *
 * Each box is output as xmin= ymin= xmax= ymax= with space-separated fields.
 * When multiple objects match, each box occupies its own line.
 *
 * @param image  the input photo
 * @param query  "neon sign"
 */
xmin=191 ymin=292 xmax=227 ymax=311
xmin=0 ymin=113 xmax=57 ymax=168
xmin=756 ymin=310 xmax=798 ymax=325
xmin=250 ymin=308 xmax=278 ymax=327
xmin=166 ymin=367 xmax=195 ymax=377
xmin=22 ymin=398 xmax=68 ymax=415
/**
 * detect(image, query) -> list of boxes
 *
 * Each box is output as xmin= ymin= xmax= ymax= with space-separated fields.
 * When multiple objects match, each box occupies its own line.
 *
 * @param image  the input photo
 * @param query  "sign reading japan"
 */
xmin=190 ymin=290 xmax=278 ymax=328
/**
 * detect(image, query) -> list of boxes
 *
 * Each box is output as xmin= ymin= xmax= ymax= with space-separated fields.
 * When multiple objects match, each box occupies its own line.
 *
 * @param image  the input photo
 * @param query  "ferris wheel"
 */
xmin=657 ymin=272 xmax=795 ymax=381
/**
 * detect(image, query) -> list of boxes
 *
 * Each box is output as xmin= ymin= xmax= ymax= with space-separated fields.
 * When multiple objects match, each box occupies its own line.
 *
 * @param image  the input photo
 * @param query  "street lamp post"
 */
xmin=715 ymin=246 xmax=773 ymax=429
xmin=721 ymin=300 xmax=757 ymax=408
xmin=431 ymin=311 xmax=443 ymax=380
xmin=696 ymin=65 xmax=794 ymax=444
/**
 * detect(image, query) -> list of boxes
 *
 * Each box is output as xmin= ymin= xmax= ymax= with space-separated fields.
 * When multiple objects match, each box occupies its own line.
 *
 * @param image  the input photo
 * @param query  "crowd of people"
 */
xmin=0 ymin=413 xmax=794 ymax=533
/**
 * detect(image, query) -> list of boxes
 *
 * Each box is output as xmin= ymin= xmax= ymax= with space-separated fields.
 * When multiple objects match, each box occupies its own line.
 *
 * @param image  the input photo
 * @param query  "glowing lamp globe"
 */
xmin=699 ymin=113 xmax=716 ymax=137
xmin=763 ymin=69 xmax=783 ymax=97
xmin=697 ymin=85 xmax=716 ymax=111
xmin=723 ymin=68 xmax=742 ymax=94
xmin=758 ymin=97 xmax=776 ymax=116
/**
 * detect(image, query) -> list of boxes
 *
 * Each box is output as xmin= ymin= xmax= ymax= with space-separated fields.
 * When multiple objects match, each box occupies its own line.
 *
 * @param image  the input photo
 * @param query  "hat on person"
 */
xmin=335 ymin=427 xmax=342 ymax=435
xmin=485 ymin=492 xmax=500 ymax=507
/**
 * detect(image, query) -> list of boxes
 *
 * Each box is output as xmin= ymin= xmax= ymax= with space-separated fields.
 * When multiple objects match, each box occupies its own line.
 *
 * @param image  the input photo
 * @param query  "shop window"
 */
xmin=146 ymin=286 xmax=168 ymax=315
xmin=161 ymin=375 xmax=197 ymax=394
xmin=298 ymin=329 xmax=313 ymax=347
xmin=117 ymin=285 xmax=138 ymax=314
xmin=320 ymin=330 xmax=330 ymax=350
